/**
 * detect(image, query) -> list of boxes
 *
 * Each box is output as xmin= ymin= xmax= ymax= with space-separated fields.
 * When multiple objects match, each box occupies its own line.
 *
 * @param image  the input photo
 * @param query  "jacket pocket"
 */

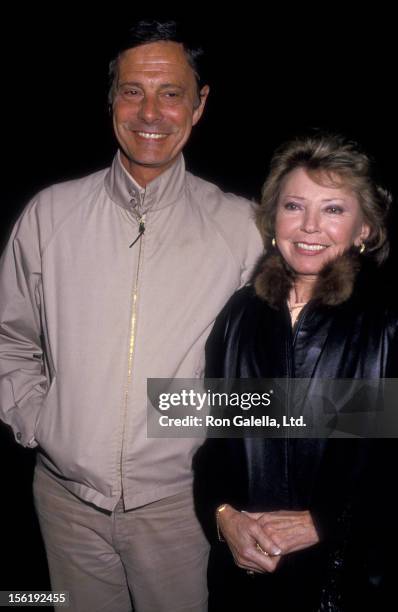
xmin=34 ymin=375 xmax=57 ymax=446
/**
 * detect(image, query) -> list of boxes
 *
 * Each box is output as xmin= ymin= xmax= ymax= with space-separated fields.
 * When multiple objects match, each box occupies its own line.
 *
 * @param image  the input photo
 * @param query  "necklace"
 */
xmin=287 ymin=300 xmax=306 ymax=312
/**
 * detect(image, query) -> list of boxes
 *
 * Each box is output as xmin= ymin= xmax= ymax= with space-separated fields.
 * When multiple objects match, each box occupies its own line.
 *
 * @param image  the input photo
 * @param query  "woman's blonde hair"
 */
xmin=256 ymin=133 xmax=392 ymax=264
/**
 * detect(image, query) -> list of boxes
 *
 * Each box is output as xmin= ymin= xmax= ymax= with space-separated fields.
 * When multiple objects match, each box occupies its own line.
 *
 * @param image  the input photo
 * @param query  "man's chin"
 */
xmin=121 ymin=151 xmax=177 ymax=170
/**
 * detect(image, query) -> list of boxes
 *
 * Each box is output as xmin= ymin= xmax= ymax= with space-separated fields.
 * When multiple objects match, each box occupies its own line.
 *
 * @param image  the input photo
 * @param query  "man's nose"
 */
xmin=137 ymin=95 xmax=162 ymax=123
xmin=301 ymin=209 xmax=320 ymax=233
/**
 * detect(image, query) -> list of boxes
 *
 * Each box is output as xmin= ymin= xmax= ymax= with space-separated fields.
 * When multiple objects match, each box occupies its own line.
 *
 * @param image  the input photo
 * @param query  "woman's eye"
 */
xmin=284 ymin=202 xmax=300 ymax=210
xmin=325 ymin=206 xmax=344 ymax=214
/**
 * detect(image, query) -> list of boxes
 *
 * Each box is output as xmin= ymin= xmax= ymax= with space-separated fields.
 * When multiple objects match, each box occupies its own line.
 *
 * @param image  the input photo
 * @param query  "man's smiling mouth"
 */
xmin=136 ymin=131 xmax=168 ymax=140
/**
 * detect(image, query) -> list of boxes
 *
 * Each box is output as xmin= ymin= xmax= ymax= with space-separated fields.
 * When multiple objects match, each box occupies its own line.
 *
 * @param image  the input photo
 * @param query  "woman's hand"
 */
xmin=247 ymin=510 xmax=320 ymax=555
xmin=216 ymin=504 xmax=282 ymax=573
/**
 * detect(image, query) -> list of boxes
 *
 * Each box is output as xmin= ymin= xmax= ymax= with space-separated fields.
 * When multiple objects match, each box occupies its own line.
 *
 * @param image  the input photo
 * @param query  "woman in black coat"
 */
xmin=193 ymin=133 xmax=397 ymax=611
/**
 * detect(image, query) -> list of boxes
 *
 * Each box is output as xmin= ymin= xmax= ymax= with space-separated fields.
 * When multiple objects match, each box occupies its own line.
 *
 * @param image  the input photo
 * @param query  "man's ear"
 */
xmin=192 ymin=85 xmax=210 ymax=126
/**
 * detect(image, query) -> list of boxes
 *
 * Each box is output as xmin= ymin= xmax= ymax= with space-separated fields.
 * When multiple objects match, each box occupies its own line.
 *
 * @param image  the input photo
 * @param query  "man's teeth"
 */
xmin=296 ymin=243 xmax=327 ymax=251
xmin=137 ymin=132 xmax=167 ymax=140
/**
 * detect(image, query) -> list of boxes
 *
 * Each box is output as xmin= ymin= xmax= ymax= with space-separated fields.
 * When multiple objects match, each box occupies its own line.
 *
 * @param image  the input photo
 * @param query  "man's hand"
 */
xmin=217 ymin=505 xmax=282 ymax=574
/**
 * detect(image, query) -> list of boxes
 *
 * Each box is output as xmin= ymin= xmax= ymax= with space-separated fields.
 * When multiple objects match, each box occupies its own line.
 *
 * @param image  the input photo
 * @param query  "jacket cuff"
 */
xmin=5 ymin=394 xmax=43 ymax=448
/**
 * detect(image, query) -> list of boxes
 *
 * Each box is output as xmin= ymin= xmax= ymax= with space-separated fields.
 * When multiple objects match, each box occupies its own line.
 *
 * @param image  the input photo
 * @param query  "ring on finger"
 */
xmin=256 ymin=542 xmax=269 ymax=556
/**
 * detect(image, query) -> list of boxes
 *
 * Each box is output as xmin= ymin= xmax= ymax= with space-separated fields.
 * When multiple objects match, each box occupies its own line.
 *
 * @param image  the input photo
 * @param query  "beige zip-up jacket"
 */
xmin=0 ymin=152 xmax=263 ymax=510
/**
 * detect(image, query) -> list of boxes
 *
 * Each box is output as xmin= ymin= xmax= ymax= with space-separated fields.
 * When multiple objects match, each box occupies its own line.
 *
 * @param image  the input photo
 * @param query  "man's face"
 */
xmin=112 ymin=41 xmax=209 ymax=186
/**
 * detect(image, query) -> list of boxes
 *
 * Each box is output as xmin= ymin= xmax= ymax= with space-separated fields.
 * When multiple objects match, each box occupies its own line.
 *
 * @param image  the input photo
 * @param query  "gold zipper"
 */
xmin=120 ymin=213 xmax=146 ymax=498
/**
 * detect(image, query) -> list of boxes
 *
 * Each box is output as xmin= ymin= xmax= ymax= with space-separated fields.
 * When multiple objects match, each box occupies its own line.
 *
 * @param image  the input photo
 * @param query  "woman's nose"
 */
xmin=301 ymin=209 xmax=320 ymax=233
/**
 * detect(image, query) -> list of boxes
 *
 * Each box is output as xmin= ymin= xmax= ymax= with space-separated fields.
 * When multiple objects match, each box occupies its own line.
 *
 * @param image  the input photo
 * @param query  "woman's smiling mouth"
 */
xmin=294 ymin=242 xmax=329 ymax=253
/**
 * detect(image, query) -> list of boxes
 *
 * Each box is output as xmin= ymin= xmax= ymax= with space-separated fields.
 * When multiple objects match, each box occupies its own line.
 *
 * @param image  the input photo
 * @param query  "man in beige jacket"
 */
xmin=0 ymin=20 xmax=262 ymax=612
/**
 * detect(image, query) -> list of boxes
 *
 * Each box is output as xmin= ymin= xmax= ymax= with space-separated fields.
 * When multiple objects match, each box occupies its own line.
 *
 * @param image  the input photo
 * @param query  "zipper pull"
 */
xmin=129 ymin=216 xmax=146 ymax=248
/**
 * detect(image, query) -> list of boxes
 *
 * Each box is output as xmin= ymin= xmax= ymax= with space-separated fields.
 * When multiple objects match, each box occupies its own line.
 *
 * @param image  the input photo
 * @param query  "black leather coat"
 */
xmin=193 ymin=254 xmax=398 ymax=612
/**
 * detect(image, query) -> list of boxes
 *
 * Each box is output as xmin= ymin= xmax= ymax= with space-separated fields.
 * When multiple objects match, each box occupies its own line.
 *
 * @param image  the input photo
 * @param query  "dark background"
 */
xmin=1 ymin=6 xmax=396 ymax=604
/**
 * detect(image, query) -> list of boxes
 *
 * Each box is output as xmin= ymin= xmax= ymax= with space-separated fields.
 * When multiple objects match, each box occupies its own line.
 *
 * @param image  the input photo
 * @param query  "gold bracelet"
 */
xmin=216 ymin=504 xmax=227 ymax=542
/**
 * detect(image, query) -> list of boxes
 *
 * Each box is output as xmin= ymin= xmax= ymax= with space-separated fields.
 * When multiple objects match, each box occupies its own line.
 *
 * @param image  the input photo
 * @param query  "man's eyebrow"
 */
xmin=159 ymin=83 xmax=186 ymax=90
xmin=118 ymin=81 xmax=142 ymax=88
xmin=118 ymin=81 xmax=186 ymax=91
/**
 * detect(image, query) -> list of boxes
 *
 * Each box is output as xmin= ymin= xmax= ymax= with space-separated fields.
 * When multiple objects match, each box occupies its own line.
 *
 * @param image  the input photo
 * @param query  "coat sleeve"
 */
xmin=194 ymin=293 xmax=249 ymax=543
xmin=0 ymin=203 xmax=48 ymax=447
xmin=307 ymin=437 xmax=391 ymax=609
xmin=194 ymin=299 xmax=232 ymax=541
xmin=311 ymin=313 xmax=398 ymax=550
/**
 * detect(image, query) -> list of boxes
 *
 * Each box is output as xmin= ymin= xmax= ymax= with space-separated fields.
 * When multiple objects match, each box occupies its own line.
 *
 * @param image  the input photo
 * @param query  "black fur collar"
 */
xmin=253 ymin=251 xmax=362 ymax=308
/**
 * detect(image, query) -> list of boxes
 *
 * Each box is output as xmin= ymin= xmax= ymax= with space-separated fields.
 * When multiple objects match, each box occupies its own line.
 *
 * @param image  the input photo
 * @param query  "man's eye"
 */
xmin=121 ymin=88 xmax=139 ymax=97
xmin=164 ymin=91 xmax=180 ymax=98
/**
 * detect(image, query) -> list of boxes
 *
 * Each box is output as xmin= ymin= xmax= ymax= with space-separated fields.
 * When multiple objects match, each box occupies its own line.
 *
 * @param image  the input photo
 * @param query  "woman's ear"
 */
xmin=362 ymin=223 xmax=371 ymax=241
xmin=356 ymin=222 xmax=371 ymax=245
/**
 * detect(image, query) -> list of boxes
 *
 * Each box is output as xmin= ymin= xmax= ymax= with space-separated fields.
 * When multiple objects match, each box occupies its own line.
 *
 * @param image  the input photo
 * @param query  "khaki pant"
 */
xmin=33 ymin=466 xmax=209 ymax=612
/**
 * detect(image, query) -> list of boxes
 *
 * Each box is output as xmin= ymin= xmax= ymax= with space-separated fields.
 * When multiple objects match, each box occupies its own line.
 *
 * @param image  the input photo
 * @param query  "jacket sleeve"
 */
xmin=239 ymin=210 xmax=264 ymax=287
xmin=0 ymin=203 xmax=48 ymax=447
xmin=204 ymin=298 xmax=231 ymax=379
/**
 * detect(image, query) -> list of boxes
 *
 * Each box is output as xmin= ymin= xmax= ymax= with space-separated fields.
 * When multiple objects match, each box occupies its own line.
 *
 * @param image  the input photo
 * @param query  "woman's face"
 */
xmin=275 ymin=167 xmax=370 ymax=279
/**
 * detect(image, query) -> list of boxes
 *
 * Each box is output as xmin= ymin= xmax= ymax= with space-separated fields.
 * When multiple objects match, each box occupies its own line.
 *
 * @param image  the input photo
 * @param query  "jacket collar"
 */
xmin=253 ymin=250 xmax=362 ymax=308
xmin=104 ymin=150 xmax=186 ymax=218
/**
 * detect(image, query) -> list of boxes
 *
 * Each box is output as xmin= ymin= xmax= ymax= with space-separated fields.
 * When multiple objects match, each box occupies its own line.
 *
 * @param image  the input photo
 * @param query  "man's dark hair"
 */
xmin=108 ymin=20 xmax=206 ymax=104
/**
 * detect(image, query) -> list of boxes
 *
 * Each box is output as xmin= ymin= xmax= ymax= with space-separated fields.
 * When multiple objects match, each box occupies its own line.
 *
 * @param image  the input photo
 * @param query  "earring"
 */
xmin=271 ymin=237 xmax=276 ymax=248
xmin=359 ymin=242 xmax=366 ymax=254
